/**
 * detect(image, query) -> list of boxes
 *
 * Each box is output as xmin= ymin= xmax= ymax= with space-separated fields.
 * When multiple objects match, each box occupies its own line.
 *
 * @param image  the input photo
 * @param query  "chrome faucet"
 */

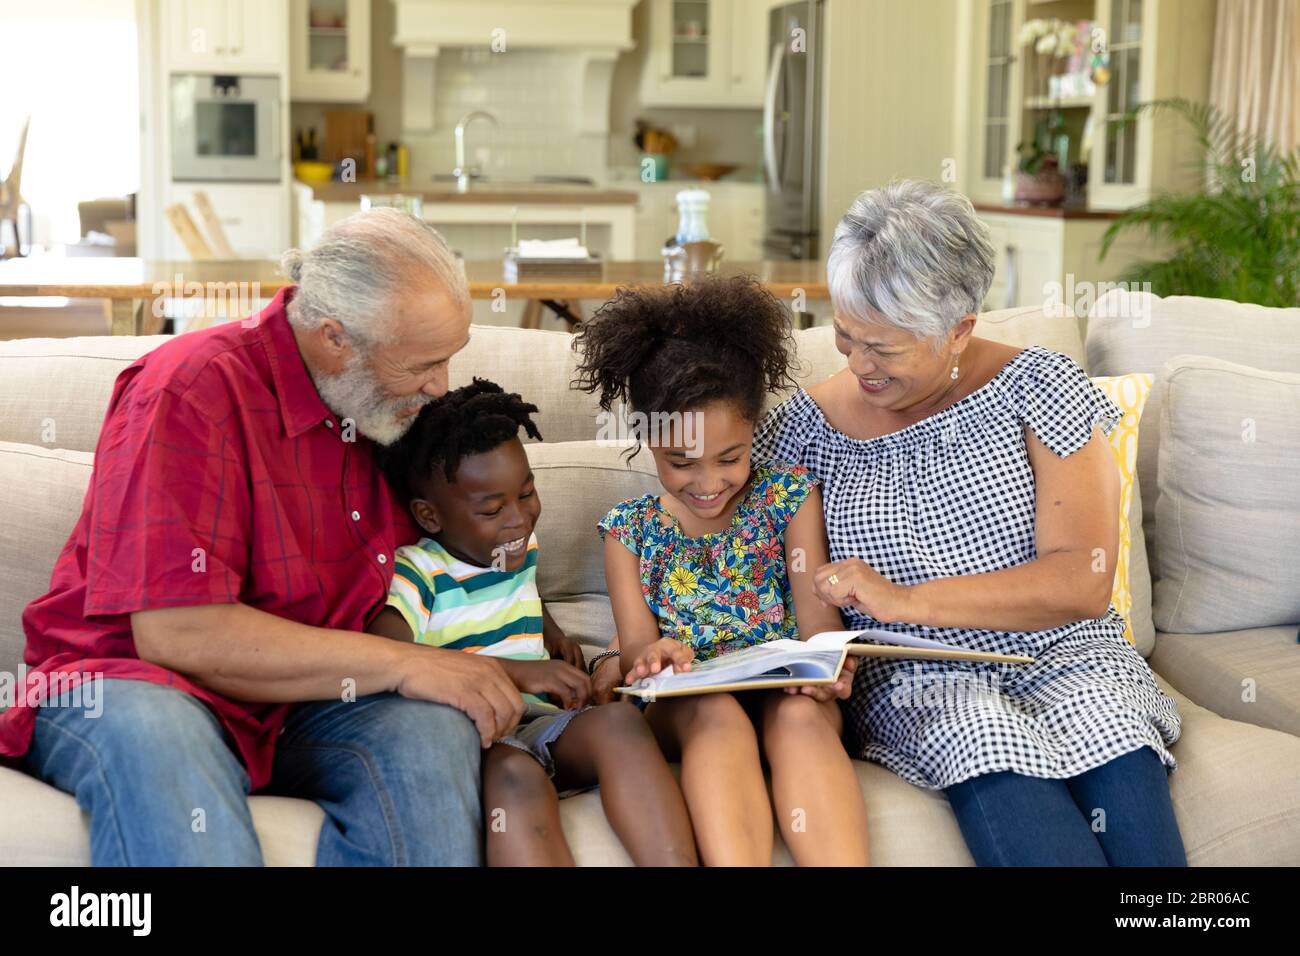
xmin=453 ymin=111 xmax=499 ymax=192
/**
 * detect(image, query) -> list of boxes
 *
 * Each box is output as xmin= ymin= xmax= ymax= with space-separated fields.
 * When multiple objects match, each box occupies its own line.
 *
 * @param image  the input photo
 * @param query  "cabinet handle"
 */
xmin=231 ymin=46 xmax=241 ymax=54
xmin=1003 ymin=245 xmax=1018 ymax=309
xmin=216 ymin=46 xmax=227 ymax=54
xmin=733 ymin=74 xmax=742 ymax=83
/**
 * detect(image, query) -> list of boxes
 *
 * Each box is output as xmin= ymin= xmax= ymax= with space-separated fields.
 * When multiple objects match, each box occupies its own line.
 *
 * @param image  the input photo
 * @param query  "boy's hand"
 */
xmin=543 ymin=629 xmax=586 ymax=670
xmin=625 ymin=638 xmax=694 ymax=684
xmin=502 ymin=659 xmax=592 ymax=710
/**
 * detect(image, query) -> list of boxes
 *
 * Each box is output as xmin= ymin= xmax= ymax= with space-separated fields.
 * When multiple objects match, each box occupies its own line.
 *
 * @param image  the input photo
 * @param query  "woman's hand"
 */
xmin=813 ymin=559 xmax=918 ymax=624
xmin=784 ymin=654 xmax=858 ymax=702
xmin=625 ymin=638 xmax=695 ymax=684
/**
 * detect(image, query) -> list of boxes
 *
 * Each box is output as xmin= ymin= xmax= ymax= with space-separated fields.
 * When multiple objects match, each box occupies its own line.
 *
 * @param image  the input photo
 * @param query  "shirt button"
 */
xmin=377 ymin=553 xmax=388 ymax=565
xmin=351 ymin=510 xmax=361 ymax=521
xmin=324 ymin=419 xmax=334 ymax=429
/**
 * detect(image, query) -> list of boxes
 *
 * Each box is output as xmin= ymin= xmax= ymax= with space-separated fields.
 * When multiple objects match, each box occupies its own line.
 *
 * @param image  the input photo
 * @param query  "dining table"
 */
xmin=0 ymin=257 xmax=830 ymax=335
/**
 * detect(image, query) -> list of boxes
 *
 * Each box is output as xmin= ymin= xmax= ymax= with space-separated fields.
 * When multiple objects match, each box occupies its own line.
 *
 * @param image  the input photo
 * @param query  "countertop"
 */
xmin=298 ymin=179 xmax=639 ymax=205
xmin=973 ymin=202 xmax=1123 ymax=220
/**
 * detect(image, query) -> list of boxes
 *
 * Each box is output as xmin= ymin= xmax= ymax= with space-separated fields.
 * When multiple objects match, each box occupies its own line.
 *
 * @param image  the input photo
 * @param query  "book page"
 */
xmin=808 ymin=628 xmax=974 ymax=655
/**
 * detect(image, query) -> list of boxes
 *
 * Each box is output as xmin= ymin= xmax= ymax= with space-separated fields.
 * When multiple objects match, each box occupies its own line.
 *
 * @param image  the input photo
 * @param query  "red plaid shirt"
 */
xmin=0 ymin=287 xmax=418 ymax=789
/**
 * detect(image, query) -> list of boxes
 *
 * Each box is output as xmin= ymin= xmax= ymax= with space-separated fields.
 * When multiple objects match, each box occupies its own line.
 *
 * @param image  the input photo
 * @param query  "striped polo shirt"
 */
xmin=386 ymin=533 xmax=547 ymax=668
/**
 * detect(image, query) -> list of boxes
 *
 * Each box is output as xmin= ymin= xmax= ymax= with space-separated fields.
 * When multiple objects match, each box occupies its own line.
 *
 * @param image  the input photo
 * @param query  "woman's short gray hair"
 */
xmin=281 ymin=207 xmax=469 ymax=348
xmin=827 ymin=180 xmax=995 ymax=343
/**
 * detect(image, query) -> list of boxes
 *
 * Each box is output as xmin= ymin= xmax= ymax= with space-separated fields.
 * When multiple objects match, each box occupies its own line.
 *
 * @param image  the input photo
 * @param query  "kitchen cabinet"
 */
xmin=640 ymin=0 xmax=771 ymax=109
xmin=164 ymin=182 xmax=290 ymax=260
xmin=977 ymin=208 xmax=1150 ymax=313
xmin=290 ymin=0 xmax=370 ymax=102
xmin=965 ymin=0 xmax=1214 ymax=209
xmin=165 ymin=0 xmax=287 ymax=73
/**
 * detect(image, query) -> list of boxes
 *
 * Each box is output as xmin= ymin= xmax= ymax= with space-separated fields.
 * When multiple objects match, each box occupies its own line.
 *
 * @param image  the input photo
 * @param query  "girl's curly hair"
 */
xmin=376 ymin=377 xmax=542 ymax=501
xmin=570 ymin=274 xmax=798 ymax=422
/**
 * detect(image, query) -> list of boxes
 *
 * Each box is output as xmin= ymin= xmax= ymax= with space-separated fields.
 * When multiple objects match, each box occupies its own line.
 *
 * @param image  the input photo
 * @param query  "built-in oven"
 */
xmin=170 ymin=73 xmax=282 ymax=182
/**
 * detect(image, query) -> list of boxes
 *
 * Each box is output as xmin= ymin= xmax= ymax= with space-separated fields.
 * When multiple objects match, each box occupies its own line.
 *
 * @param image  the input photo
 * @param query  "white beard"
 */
xmin=309 ymin=349 xmax=429 ymax=446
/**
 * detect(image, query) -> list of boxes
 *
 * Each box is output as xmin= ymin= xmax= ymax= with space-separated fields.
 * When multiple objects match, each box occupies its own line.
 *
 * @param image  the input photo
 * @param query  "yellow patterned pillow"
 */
xmin=1089 ymin=373 xmax=1152 ymax=646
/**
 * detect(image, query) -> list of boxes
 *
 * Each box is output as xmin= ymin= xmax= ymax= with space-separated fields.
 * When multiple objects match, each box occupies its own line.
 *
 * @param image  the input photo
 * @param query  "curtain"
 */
xmin=1210 ymin=0 xmax=1300 ymax=154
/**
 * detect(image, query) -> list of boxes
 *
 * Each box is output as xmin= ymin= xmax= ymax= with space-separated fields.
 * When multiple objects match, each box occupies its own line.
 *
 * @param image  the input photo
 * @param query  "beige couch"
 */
xmin=2 ymin=296 xmax=1298 ymax=865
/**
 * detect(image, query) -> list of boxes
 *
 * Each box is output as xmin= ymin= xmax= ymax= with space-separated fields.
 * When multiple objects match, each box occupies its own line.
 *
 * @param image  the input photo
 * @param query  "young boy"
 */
xmin=369 ymin=378 xmax=696 ymax=866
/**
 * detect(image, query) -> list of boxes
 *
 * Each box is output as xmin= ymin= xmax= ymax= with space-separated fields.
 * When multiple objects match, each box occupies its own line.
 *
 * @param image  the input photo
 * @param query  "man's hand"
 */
xmin=501 ymin=659 xmax=592 ymax=710
xmin=625 ymin=638 xmax=694 ymax=684
xmin=394 ymin=647 xmax=526 ymax=748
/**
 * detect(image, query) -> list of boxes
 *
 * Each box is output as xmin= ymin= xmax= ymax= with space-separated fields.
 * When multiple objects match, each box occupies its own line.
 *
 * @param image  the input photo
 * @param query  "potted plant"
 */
xmin=1099 ymin=98 xmax=1300 ymax=307
xmin=1015 ymin=112 xmax=1067 ymax=205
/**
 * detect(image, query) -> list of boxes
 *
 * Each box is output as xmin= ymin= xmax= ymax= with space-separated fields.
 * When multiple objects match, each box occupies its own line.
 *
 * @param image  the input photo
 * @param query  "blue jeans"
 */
xmin=24 ymin=678 xmax=483 ymax=866
xmin=944 ymin=746 xmax=1187 ymax=866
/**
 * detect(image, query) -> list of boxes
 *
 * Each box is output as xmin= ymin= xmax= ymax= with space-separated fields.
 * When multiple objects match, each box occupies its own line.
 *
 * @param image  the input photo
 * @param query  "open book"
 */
xmin=614 ymin=629 xmax=1034 ymax=700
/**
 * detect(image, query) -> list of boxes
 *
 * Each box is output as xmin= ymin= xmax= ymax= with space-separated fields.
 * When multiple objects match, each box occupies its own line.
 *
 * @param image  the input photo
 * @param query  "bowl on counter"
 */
xmin=294 ymin=161 xmax=336 ymax=185
xmin=682 ymin=163 xmax=739 ymax=181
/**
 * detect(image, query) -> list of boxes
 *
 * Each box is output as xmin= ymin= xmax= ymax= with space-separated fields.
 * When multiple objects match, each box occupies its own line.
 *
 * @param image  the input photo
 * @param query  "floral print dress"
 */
xmin=597 ymin=462 xmax=818 ymax=661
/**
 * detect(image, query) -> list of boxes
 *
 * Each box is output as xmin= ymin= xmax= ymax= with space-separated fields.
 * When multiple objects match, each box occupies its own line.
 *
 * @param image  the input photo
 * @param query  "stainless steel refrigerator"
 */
xmin=763 ymin=0 xmax=823 ymax=261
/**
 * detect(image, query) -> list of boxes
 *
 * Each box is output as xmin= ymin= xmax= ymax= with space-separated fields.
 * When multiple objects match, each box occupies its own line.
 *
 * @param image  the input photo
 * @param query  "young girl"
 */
xmin=573 ymin=276 xmax=871 ymax=866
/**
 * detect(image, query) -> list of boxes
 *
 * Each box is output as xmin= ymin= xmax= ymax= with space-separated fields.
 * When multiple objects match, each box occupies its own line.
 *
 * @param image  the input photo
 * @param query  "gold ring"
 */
xmin=828 ymin=574 xmax=839 ymax=586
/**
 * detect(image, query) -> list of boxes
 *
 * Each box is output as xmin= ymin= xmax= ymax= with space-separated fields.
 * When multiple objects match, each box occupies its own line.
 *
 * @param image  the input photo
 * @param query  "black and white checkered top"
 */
xmin=754 ymin=346 xmax=1181 ymax=790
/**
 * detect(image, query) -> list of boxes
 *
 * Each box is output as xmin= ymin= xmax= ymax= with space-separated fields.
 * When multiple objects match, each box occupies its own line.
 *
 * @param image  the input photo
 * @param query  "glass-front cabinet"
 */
xmin=640 ymin=0 xmax=766 ymax=108
xmin=290 ymin=0 xmax=371 ymax=103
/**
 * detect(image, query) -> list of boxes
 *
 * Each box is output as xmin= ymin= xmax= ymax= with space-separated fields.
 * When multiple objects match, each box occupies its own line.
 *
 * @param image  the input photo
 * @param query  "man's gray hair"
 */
xmin=827 ymin=180 xmax=995 ymax=343
xmin=281 ymin=207 xmax=469 ymax=348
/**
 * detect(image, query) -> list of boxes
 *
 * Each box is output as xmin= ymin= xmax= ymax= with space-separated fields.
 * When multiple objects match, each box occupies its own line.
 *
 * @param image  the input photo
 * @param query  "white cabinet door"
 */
xmin=980 ymin=214 xmax=1062 ymax=309
xmin=165 ymin=0 xmax=285 ymax=73
xmin=167 ymin=0 xmax=233 ymax=70
xmin=726 ymin=0 xmax=768 ymax=106
xmin=226 ymin=0 xmax=286 ymax=72
xmin=290 ymin=0 xmax=370 ymax=102
xmin=164 ymin=183 xmax=289 ymax=261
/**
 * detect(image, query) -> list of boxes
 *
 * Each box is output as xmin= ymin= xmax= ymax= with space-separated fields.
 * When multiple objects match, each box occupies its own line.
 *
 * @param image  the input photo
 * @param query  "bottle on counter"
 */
xmin=674 ymin=189 xmax=712 ymax=244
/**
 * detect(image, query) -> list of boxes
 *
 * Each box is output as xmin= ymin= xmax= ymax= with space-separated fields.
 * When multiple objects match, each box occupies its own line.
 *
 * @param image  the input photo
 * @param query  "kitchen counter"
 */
xmin=973 ymin=202 xmax=1123 ymax=220
xmin=299 ymin=179 xmax=639 ymax=205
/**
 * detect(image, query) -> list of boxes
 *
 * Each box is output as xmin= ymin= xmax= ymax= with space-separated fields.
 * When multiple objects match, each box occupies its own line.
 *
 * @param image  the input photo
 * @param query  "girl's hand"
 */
xmin=591 ymin=653 xmax=627 ymax=705
xmin=501 ymin=659 xmax=592 ymax=710
xmin=625 ymin=638 xmax=695 ymax=684
xmin=784 ymin=654 xmax=858 ymax=701
xmin=813 ymin=559 xmax=917 ymax=624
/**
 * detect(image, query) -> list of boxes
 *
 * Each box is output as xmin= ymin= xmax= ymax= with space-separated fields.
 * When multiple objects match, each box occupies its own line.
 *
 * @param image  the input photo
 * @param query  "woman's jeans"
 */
xmin=945 ymin=746 xmax=1187 ymax=866
xmin=23 ymin=678 xmax=484 ymax=866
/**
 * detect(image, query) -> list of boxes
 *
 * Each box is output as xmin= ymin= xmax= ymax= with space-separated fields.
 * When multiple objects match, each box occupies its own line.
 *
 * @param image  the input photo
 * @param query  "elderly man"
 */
xmin=0 ymin=209 xmax=524 ymax=865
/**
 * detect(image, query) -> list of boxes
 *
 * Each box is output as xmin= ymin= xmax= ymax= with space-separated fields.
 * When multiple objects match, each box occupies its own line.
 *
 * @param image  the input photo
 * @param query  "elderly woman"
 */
xmin=753 ymin=180 xmax=1184 ymax=866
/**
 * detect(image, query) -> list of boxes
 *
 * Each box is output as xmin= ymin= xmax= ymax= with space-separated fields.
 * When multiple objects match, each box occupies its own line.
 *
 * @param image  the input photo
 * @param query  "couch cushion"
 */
xmin=0 ymin=336 xmax=166 ymax=452
xmin=4 ymin=676 xmax=1297 ymax=865
xmin=1154 ymin=355 xmax=1300 ymax=633
xmin=1086 ymin=291 xmax=1300 ymax=570
xmin=1150 ymin=626 xmax=1300 ymax=739
xmin=0 ymin=766 xmax=322 ymax=865
xmin=1091 ymin=373 xmax=1155 ymax=654
xmin=524 ymin=440 xmax=659 ymax=605
xmin=0 ymin=443 xmax=94 ymax=681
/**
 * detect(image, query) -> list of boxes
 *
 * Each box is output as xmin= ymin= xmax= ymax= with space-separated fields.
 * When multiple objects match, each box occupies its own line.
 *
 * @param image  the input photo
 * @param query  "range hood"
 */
xmin=392 ymin=0 xmax=638 ymax=136
xmin=393 ymin=0 xmax=637 ymax=51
